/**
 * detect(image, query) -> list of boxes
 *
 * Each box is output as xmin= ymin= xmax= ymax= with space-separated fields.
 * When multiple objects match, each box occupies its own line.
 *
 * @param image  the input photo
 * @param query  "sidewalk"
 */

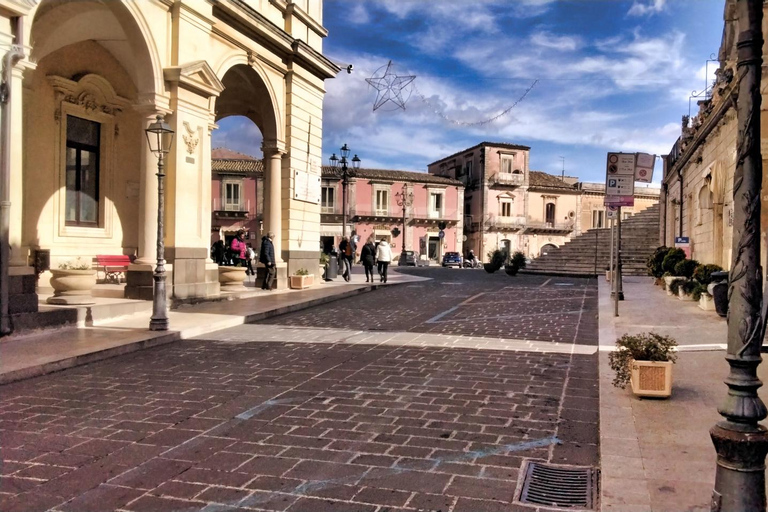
xmin=0 ymin=269 xmax=427 ymax=385
xmin=598 ymin=276 xmax=768 ymax=511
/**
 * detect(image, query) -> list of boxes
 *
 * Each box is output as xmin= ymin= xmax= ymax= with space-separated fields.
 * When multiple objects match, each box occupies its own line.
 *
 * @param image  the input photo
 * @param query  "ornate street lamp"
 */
xmin=329 ymin=144 xmax=361 ymax=241
xmin=145 ymin=114 xmax=174 ymax=331
xmin=395 ymin=183 xmax=414 ymax=260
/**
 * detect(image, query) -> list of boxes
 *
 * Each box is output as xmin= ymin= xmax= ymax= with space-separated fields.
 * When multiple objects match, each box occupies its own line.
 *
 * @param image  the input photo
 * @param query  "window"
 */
xmin=501 ymin=201 xmax=512 ymax=217
xmin=465 ymin=160 xmax=473 ymax=181
xmin=592 ymin=210 xmax=604 ymax=228
xmin=375 ymin=189 xmax=389 ymax=215
xmin=545 ymin=203 xmax=556 ymax=226
xmin=501 ymin=155 xmax=514 ymax=174
xmin=321 ymin=186 xmax=335 ymax=213
xmin=224 ymin=182 xmax=242 ymax=211
xmin=430 ymin=192 xmax=444 ymax=218
xmin=65 ymin=115 xmax=100 ymax=226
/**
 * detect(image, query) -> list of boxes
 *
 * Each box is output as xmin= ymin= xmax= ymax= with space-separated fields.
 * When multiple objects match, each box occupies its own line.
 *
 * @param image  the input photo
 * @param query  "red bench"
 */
xmin=95 ymin=255 xmax=134 ymax=284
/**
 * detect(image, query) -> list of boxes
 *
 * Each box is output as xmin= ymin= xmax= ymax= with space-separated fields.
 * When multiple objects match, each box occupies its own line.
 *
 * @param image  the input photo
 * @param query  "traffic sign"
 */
xmin=607 ymin=153 xmax=635 ymax=176
xmin=635 ymin=153 xmax=655 ymax=183
xmin=438 ymin=230 xmax=445 ymax=239
xmin=606 ymin=206 xmax=619 ymax=219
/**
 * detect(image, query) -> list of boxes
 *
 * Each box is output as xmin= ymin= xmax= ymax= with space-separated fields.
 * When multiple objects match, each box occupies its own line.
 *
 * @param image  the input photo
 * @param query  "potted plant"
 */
xmin=320 ymin=252 xmax=336 ymax=281
xmin=47 ymin=257 xmax=97 ymax=304
xmin=504 ymin=251 xmax=527 ymax=276
xmin=218 ymin=259 xmax=248 ymax=290
xmin=678 ymin=279 xmax=697 ymax=301
xmin=661 ymin=248 xmax=686 ymax=293
xmin=609 ymin=332 xmax=678 ymax=398
xmin=692 ymin=264 xmax=723 ymax=311
xmin=290 ymin=268 xmax=314 ymax=289
xmin=484 ymin=249 xmax=504 ymax=274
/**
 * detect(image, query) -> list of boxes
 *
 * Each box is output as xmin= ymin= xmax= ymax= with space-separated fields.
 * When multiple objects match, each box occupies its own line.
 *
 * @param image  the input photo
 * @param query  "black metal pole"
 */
xmin=710 ymin=2 xmax=768 ymax=510
xmin=149 ymin=151 xmax=168 ymax=331
xmin=341 ymin=164 xmax=348 ymax=240
xmin=617 ymin=209 xmax=624 ymax=301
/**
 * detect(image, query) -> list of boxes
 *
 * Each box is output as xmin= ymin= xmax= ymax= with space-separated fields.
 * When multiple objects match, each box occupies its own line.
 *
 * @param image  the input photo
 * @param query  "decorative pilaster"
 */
xmin=262 ymin=139 xmax=286 ymax=262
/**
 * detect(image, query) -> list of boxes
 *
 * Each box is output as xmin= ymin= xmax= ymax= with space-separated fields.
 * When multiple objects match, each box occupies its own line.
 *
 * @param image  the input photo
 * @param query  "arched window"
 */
xmin=545 ymin=203 xmax=556 ymax=226
xmin=698 ymin=184 xmax=713 ymax=225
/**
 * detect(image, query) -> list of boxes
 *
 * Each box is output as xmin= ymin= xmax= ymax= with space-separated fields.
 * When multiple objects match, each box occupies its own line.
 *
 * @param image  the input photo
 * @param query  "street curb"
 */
xmin=0 ymin=282 xmax=397 ymax=385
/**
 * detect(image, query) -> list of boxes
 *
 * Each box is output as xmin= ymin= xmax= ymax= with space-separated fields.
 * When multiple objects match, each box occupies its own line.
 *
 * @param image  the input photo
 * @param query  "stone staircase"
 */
xmin=523 ymin=203 xmax=661 ymax=277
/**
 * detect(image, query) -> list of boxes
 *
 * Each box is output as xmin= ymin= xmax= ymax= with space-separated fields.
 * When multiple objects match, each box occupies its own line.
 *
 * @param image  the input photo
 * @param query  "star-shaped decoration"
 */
xmin=365 ymin=61 xmax=416 ymax=111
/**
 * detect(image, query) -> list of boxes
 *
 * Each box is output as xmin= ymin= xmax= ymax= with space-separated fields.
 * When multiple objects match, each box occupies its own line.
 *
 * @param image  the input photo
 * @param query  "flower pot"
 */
xmin=218 ymin=266 xmax=248 ymax=291
xmin=630 ymin=359 xmax=673 ymax=398
xmin=504 ymin=265 xmax=519 ymax=276
xmin=483 ymin=263 xmax=498 ymax=274
xmin=290 ymin=274 xmax=314 ymax=289
xmin=699 ymin=293 xmax=716 ymax=311
xmin=47 ymin=269 xmax=97 ymax=304
xmin=664 ymin=276 xmax=684 ymax=295
xmin=677 ymin=287 xmax=695 ymax=301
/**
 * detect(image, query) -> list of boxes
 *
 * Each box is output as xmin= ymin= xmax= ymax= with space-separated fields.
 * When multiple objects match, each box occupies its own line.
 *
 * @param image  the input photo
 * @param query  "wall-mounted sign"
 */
xmin=675 ymin=236 xmax=691 ymax=258
xmin=294 ymin=170 xmax=321 ymax=204
xmin=635 ymin=153 xmax=655 ymax=183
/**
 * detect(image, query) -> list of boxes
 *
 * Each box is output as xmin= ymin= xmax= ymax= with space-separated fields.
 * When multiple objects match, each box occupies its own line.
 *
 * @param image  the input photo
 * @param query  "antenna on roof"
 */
xmin=559 ymin=156 xmax=565 ymax=182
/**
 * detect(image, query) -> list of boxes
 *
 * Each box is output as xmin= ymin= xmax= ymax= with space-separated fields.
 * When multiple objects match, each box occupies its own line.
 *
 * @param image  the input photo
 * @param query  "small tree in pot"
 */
xmin=609 ymin=332 xmax=677 ymax=398
xmin=484 ymin=249 xmax=505 ymax=274
xmin=504 ymin=251 xmax=527 ymax=276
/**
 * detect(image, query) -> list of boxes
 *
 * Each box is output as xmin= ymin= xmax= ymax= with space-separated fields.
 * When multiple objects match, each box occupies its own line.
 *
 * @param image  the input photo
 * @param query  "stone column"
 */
xmin=262 ymin=140 xmax=285 ymax=262
xmin=134 ymin=112 xmax=161 ymax=266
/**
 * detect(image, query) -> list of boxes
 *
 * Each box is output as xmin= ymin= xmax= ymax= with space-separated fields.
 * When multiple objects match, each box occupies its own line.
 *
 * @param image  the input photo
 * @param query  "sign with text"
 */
xmin=607 ymin=153 xmax=636 ymax=176
xmin=605 ymin=152 xmax=635 ymax=207
xmin=635 ymin=153 xmax=655 ymax=183
xmin=293 ymin=170 xmax=321 ymax=204
xmin=606 ymin=206 xmax=619 ymax=219
xmin=675 ymin=236 xmax=691 ymax=258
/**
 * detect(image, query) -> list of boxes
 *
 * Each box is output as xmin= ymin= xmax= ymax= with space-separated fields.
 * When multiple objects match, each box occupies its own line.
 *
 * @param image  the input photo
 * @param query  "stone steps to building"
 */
xmin=523 ymin=203 xmax=660 ymax=277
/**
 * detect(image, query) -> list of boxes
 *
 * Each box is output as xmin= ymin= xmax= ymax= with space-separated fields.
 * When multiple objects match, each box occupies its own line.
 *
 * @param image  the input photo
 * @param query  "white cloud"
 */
xmin=348 ymin=3 xmax=370 ymax=25
xmin=628 ymin=0 xmax=667 ymax=17
xmin=531 ymin=31 xmax=581 ymax=51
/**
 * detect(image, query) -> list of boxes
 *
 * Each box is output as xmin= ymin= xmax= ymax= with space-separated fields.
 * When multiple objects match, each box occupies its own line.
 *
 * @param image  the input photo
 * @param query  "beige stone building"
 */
xmin=659 ymin=0 xmax=748 ymax=270
xmin=579 ymin=182 xmax=660 ymax=231
xmin=0 ymin=0 xmax=338 ymax=310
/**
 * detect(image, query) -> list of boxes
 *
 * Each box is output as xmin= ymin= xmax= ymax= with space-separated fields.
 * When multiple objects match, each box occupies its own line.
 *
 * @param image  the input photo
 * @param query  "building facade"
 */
xmin=319 ymin=168 xmax=464 ymax=263
xmin=210 ymin=148 xmax=262 ymax=248
xmin=427 ymin=142 xmax=582 ymax=261
xmin=579 ymin=183 xmax=660 ymax=231
xmin=657 ymin=0 xmax=755 ymax=271
xmin=0 ymin=0 xmax=338 ymax=309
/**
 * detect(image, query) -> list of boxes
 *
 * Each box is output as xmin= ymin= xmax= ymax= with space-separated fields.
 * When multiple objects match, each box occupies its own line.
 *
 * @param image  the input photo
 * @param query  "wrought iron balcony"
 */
xmin=212 ymin=199 xmax=252 ymax=219
xmin=486 ymin=215 xmax=527 ymax=231
xmin=488 ymin=172 xmax=524 ymax=187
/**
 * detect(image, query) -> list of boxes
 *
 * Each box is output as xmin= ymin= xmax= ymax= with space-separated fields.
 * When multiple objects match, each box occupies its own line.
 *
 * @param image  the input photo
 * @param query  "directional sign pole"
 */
xmin=617 ymin=208 xmax=624 ymax=302
xmin=613 ymin=209 xmax=619 ymax=317
xmin=609 ymin=218 xmax=615 ymax=284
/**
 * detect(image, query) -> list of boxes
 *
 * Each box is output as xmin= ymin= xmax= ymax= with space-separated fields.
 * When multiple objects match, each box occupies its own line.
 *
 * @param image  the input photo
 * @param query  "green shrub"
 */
xmin=661 ymin=248 xmax=686 ymax=274
xmin=294 ymin=268 xmax=309 ymax=276
xmin=608 ymin=332 xmax=678 ymax=389
xmin=692 ymin=283 xmax=709 ymax=301
xmin=669 ymin=279 xmax=683 ymax=295
xmin=647 ymin=246 xmax=669 ymax=278
xmin=511 ymin=251 xmax=527 ymax=269
xmin=58 ymin=257 xmax=91 ymax=270
xmin=681 ymin=279 xmax=698 ymax=295
xmin=692 ymin=264 xmax=724 ymax=286
xmin=487 ymin=249 xmax=505 ymax=271
xmin=673 ymin=259 xmax=700 ymax=279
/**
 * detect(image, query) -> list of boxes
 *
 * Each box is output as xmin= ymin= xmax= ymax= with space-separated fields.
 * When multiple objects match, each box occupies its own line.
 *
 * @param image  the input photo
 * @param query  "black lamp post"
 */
xmin=329 ymin=144 xmax=360 ymax=241
xmin=395 ymin=183 xmax=414 ymax=259
xmin=145 ymin=114 xmax=174 ymax=331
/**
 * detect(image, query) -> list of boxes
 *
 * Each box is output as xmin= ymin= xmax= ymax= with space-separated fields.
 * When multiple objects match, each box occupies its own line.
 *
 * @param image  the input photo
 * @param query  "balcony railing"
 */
xmin=212 ymin=199 xmax=253 ymax=217
xmin=486 ymin=215 xmax=527 ymax=230
xmin=488 ymin=172 xmax=524 ymax=187
xmin=410 ymin=208 xmax=459 ymax=221
xmin=525 ymin=221 xmax=574 ymax=232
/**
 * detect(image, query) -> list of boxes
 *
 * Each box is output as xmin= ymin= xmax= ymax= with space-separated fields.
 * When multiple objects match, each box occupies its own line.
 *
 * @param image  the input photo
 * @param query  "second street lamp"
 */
xmin=144 ymin=114 xmax=174 ymax=331
xmin=395 ymin=183 xmax=414 ymax=262
xmin=329 ymin=145 xmax=361 ymax=243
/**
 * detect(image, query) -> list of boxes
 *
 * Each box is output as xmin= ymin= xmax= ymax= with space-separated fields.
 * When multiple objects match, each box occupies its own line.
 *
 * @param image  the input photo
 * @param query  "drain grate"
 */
xmin=519 ymin=461 xmax=597 ymax=509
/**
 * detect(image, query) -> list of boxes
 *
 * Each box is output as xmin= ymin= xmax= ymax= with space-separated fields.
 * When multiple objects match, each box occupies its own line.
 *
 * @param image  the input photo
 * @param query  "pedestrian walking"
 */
xmin=360 ymin=237 xmax=376 ymax=283
xmin=231 ymin=230 xmax=247 ymax=267
xmin=211 ymin=240 xmax=225 ymax=265
xmin=259 ymin=232 xmax=276 ymax=291
xmin=338 ymin=236 xmax=352 ymax=282
xmin=376 ymin=238 xmax=392 ymax=283
xmin=245 ymin=243 xmax=256 ymax=276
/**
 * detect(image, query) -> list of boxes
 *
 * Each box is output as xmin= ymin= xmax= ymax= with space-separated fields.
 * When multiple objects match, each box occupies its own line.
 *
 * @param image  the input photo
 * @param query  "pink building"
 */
xmin=210 ymin=148 xmax=262 ymax=249
xmin=320 ymin=167 xmax=464 ymax=263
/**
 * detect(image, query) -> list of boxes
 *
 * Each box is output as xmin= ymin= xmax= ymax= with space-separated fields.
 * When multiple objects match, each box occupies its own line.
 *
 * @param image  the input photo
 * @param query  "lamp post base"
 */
xmin=149 ymin=317 xmax=169 ymax=331
xmin=710 ymin=422 xmax=768 ymax=512
xmin=149 ymin=272 xmax=168 ymax=331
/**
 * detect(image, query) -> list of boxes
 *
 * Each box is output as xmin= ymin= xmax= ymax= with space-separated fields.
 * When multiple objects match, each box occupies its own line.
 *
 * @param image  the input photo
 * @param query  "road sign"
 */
xmin=606 ymin=152 xmax=635 ymax=207
xmin=606 ymin=206 xmax=619 ymax=219
xmin=675 ymin=237 xmax=690 ymax=258
xmin=607 ymin=153 xmax=635 ymax=176
xmin=606 ymin=176 xmax=633 ymax=195
xmin=635 ymin=153 xmax=655 ymax=183
xmin=438 ymin=230 xmax=445 ymax=239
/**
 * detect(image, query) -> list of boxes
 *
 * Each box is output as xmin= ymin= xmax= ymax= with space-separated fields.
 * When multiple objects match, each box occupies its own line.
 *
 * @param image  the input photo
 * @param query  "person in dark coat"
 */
xmin=360 ymin=237 xmax=376 ymax=283
xmin=259 ymin=232 xmax=276 ymax=291
xmin=338 ymin=236 xmax=351 ymax=282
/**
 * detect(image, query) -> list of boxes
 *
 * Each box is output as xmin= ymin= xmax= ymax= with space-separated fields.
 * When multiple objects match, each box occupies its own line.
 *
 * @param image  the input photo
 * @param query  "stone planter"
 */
xmin=290 ymin=274 xmax=314 ymax=290
xmin=664 ymin=276 xmax=684 ymax=296
xmin=218 ymin=266 xmax=248 ymax=291
xmin=504 ymin=265 xmax=519 ymax=276
xmin=677 ymin=287 xmax=695 ymax=301
xmin=630 ymin=359 xmax=673 ymax=398
xmin=483 ymin=263 xmax=498 ymax=274
xmin=47 ymin=269 xmax=97 ymax=305
xmin=699 ymin=293 xmax=716 ymax=311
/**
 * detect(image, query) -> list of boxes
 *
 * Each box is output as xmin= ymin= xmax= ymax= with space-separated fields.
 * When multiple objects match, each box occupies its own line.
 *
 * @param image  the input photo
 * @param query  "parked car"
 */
xmin=442 ymin=252 xmax=462 ymax=268
xmin=398 ymin=251 xmax=419 ymax=266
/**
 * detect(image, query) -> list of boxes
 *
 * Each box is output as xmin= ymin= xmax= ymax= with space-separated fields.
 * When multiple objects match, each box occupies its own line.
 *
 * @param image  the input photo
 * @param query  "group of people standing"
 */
xmin=211 ymin=230 xmax=277 ymax=291
xmin=337 ymin=235 xmax=392 ymax=283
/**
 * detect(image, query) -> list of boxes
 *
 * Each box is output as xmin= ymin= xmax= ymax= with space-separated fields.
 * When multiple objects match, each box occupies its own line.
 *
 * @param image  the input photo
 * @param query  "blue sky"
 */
xmin=213 ymin=0 xmax=724 ymax=184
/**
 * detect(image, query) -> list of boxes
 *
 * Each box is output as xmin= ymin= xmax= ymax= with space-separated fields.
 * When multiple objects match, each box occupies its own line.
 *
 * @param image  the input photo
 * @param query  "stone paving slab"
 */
xmin=598 ymin=276 xmax=768 ymax=512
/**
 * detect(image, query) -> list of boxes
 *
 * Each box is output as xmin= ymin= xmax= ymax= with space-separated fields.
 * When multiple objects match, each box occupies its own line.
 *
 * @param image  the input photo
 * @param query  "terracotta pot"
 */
xmin=49 ymin=269 xmax=97 ymax=297
xmin=218 ymin=266 xmax=247 ymax=290
xmin=290 ymin=274 xmax=314 ymax=289
xmin=630 ymin=359 xmax=673 ymax=398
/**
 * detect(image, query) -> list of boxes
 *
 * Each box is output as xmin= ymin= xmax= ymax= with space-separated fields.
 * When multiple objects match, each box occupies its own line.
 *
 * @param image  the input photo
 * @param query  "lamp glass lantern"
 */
xmin=145 ymin=115 xmax=175 ymax=156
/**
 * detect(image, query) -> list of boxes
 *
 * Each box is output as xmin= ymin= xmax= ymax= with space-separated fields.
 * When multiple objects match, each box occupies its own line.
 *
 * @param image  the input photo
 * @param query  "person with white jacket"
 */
xmin=376 ymin=239 xmax=392 ymax=283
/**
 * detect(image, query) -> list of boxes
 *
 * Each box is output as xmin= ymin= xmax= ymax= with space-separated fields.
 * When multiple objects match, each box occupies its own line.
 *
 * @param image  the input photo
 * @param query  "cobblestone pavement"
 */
xmin=0 ymin=269 xmax=599 ymax=512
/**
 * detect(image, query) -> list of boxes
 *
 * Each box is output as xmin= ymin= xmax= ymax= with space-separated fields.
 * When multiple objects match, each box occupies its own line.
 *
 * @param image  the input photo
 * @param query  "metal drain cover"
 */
xmin=518 ymin=461 xmax=597 ymax=509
